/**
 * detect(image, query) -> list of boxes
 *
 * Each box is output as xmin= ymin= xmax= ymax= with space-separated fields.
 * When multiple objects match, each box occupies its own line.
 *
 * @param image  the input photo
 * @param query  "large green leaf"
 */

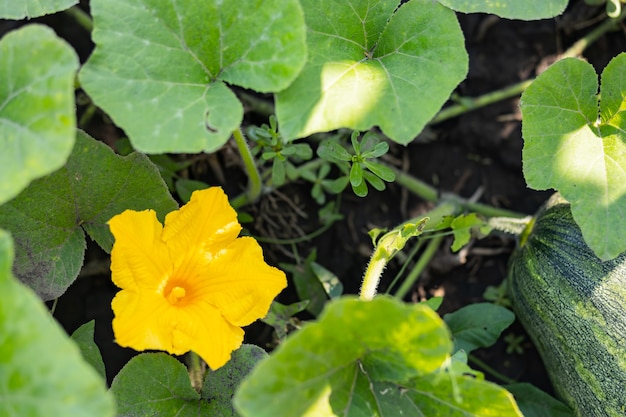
xmin=0 ymin=24 xmax=78 ymax=205
xmin=112 ymin=347 xmax=265 ymax=416
xmin=0 ymin=131 xmax=177 ymax=300
xmin=110 ymin=353 xmax=210 ymax=416
xmin=275 ymin=0 xmax=467 ymax=144
xmin=234 ymin=296 xmax=522 ymax=416
xmin=437 ymin=0 xmax=567 ymax=20
xmin=80 ymin=0 xmax=306 ymax=154
xmin=0 ymin=230 xmax=115 ymax=417
xmin=0 ymin=0 xmax=77 ymax=19
xmin=520 ymin=54 xmax=626 ymax=260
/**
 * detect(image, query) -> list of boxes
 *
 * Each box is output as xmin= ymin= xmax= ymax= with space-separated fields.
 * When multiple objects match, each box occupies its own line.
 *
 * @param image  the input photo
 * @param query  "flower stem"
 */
xmin=231 ymin=128 xmax=262 ymax=206
xmin=187 ymin=351 xmax=206 ymax=393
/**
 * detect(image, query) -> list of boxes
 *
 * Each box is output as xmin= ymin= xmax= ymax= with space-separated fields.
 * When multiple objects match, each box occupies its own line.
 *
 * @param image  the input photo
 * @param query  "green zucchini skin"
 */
xmin=508 ymin=194 xmax=626 ymax=417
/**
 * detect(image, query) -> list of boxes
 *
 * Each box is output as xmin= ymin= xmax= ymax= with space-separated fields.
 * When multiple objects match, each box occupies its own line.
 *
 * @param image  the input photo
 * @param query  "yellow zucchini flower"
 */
xmin=108 ymin=187 xmax=286 ymax=370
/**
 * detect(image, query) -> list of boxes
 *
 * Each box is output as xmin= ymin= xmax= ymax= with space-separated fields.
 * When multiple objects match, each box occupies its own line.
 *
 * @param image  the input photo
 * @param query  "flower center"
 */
xmin=166 ymin=286 xmax=186 ymax=305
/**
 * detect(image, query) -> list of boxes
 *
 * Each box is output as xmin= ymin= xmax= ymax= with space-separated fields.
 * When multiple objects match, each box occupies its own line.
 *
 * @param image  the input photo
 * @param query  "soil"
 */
xmin=8 ymin=0 xmax=626 ymax=397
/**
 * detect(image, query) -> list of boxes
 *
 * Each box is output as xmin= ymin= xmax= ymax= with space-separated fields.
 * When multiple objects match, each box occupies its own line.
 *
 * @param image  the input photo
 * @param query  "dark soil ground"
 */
xmin=13 ymin=0 xmax=626 ymax=397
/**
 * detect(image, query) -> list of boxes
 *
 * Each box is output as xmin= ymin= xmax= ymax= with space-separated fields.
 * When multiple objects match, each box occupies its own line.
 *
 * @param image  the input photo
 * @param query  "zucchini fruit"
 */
xmin=507 ymin=194 xmax=626 ymax=417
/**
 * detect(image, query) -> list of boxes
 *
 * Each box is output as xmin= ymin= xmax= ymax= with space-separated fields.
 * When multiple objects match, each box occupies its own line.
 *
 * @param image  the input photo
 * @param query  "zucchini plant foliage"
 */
xmin=437 ymin=0 xmax=568 ymax=20
xmin=79 ymin=0 xmax=307 ymax=154
xmin=234 ymin=297 xmax=522 ymax=417
xmin=0 ymin=0 xmax=620 ymax=416
xmin=0 ymin=0 xmax=77 ymax=19
xmin=0 ymin=131 xmax=177 ymax=301
xmin=276 ymin=0 xmax=468 ymax=144
xmin=0 ymin=25 xmax=78 ymax=206
xmin=0 ymin=230 xmax=115 ymax=417
xmin=520 ymin=54 xmax=626 ymax=260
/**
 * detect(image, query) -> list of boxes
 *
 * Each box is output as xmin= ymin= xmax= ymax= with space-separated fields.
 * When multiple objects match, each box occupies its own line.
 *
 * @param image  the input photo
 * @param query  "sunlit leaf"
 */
xmin=437 ymin=0 xmax=567 ymax=20
xmin=408 ymin=372 xmax=522 ymax=416
xmin=520 ymin=54 xmax=626 ymax=260
xmin=0 ymin=0 xmax=77 ymax=19
xmin=0 ymin=230 xmax=115 ymax=417
xmin=80 ymin=0 xmax=306 ymax=154
xmin=0 ymin=24 xmax=78 ymax=205
xmin=234 ymin=297 xmax=452 ymax=416
xmin=276 ymin=0 xmax=467 ymax=144
xmin=235 ymin=296 xmax=522 ymax=416
xmin=0 ymin=131 xmax=177 ymax=300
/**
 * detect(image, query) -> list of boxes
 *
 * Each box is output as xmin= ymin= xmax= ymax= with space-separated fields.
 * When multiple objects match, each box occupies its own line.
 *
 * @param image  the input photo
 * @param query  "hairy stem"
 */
xmin=394 ymin=234 xmax=443 ymax=300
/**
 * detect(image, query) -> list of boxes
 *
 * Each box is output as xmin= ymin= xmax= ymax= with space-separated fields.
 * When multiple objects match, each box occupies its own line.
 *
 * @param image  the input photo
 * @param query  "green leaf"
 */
xmin=350 ymin=162 xmax=364 ymax=187
xmin=449 ymin=213 xmax=492 ymax=252
xmin=364 ymin=160 xmax=395 ymax=182
xmin=0 ymin=24 xmax=78 ymax=205
xmin=110 ymin=352 xmax=210 ymax=416
xmin=276 ymin=0 xmax=467 ymax=144
xmin=80 ymin=0 xmax=306 ymax=154
xmin=443 ymin=302 xmax=515 ymax=354
xmin=202 ymin=344 xmax=268 ymax=416
xmin=317 ymin=140 xmax=353 ymax=162
xmin=310 ymin=261 xmax=343 ymax=299
xmin=0 ymin=230 xmax=115 ymax=417
xmin=70 ymin=320 xmax=106 ymax=381
xmin=407 ymin=372 xmax=522 ymax=416
xmin=263 ymin=301 xmax=308 ymax=340
xmin=505 ymin=383 xmax=575 ymax=417
xmin=234 ymin=296 xmax=453 ymax=416
xmin=0 ymin=0 xmax=77 ymax=19
xmin=520 ymin=54 xmax=626 ymax=260
xmin=437 ymin=0 xmax=567 ymax=20
xmin=0 ymin=131 xmax=177 ymax=300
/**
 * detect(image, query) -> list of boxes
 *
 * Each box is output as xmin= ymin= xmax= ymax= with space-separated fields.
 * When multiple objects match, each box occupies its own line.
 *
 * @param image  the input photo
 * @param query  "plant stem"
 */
xmin=468 ymin=354 xmax=517 ymax=385
xmin=394 ymin=234 xmax=443 ymax=300
xmin=187 ymin=351 xmax=206 ymax=392
xmin=360 ymin=256 xmax=387 ymax=301
xmin=431 ymin=80 xmax=533 ymax=124
xmin=65 ymin=5 xmax=93 ymax=32
xmin=231 ymin=128 xmax=262 ymax=207
xmin=391 ymin=166 xmax=527 ymax=218
xmin=561 ymin=7 xmax=626 ymax=59
xmin=431 ymin=10 xmax=626 ymax=124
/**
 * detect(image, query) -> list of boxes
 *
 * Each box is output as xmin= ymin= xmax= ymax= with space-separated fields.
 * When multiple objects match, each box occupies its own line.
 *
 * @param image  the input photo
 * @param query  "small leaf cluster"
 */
xmin=318 ymin=131 xmax=396 ymax=197
xmin=248 ymin=116 xmax=312 ymax=186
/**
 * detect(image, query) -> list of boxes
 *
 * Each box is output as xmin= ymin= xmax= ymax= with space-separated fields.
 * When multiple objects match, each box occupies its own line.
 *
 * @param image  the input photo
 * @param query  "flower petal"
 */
xmin=111 ymin=288 xmax=244 ymax=370
xmin=186 ymin=303 xmax=245 ymax=370
xmin=162 ymin=187 xmax=241 ymax=271
xmin=195 ymin=237 xmax=287 ymax=327
xmin=108 ymin=209 xmax=172 ymax=292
